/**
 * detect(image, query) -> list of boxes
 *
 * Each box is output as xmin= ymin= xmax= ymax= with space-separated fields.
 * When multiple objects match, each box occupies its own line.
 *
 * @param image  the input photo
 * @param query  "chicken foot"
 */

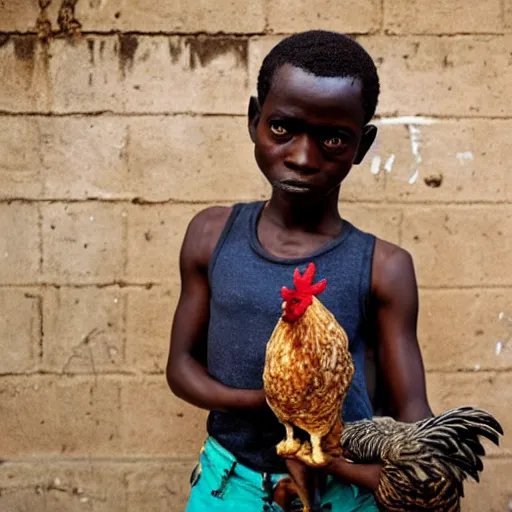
xmin=276 ymin=423 xmax=302 ymax=457
xmin=295 ymin=415 xmax=343 ymax=467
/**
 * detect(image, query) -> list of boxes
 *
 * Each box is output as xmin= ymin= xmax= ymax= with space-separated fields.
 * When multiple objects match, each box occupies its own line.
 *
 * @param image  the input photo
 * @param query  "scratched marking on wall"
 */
xmin=376 ymin=116 xmax=438 ymax=125
xmin=384 ymin=154 xmax=395 ymax=173
xmin=370 ymin=155 xmax=381 ymax=175
xmin=370 ymin=118 xmax=479 ymax=183
xmin=407 ymin=124 xmax=422 ymax=184
xmin=370 ymin=117 xmax=436 ymax=181
xmin=456 ymin=151 xmax=474 ymax=164
xmin=496 ymin=312 xmax=512 ymax=357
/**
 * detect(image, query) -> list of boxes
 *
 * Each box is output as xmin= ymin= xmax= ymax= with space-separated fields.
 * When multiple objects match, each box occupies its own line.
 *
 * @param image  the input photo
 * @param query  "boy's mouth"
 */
xmin=275 ymin=179 xmax=314 ymax=194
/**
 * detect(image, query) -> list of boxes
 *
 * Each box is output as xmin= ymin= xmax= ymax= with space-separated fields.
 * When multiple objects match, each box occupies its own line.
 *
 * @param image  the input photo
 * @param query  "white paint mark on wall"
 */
xmin=496 ymin=312 xmax=512 ymax=357
xmin=370 ymin=156 xmax=381 ymax=175
xmin=408 ymin=169 xmax=419 ymax=184
xmin=384 ymin=154 xmax=395 ymax=173
xmin=409 ymin=125 xmax=421 ymax=160
xmin=408 ymin=124 xmax=422 ymax=184
xmin=376 ymin=116 xmax=438 ymax=126
xmin=456 ymin=151 xmax=474 ymax=164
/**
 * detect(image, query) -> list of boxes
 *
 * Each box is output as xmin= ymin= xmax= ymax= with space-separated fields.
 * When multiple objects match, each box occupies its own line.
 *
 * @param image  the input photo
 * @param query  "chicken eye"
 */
xmin=270 ymin=122 xmax=288 ymax=137
xmin=289 ymin=298 xmax=300 ymax=305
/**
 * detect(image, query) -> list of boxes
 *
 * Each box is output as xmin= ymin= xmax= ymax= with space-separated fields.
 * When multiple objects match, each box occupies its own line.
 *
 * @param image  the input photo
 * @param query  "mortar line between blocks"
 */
xmin=0 ymin=30 xmax=507 ymax=37
xmin=0 ymin=455 xmax=202 ymax=464
xmin=2 ymin=111 xmax=512 ymax=120
xmin=2 ymin=282 xmax=512 ymax=290
xmin=1 ymin=198 xmax=511 ymax=206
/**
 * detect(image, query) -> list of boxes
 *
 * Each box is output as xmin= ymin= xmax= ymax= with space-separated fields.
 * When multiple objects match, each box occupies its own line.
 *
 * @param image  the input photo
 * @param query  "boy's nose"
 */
xmin=284 ymin=134 xmax=322 ymax=174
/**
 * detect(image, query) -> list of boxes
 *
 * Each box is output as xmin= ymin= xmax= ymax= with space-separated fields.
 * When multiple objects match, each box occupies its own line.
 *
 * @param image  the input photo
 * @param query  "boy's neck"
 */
xmin=264 ymin=188 xmax=342 ymax=235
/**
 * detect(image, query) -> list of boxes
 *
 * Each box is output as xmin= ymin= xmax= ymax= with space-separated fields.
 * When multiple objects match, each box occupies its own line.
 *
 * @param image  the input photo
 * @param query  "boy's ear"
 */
xmin=353 ymin=124 xmax=378 ymax=165
xmin=248 ymin=96 xmax=261 ymax=143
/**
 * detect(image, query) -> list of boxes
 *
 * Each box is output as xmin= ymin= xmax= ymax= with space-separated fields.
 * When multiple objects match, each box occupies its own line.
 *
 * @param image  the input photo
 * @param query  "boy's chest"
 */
xmin=206 ymin=257 xmax=363 ymax=388
xmin=257 ymin=222 xmax=340 ymax=260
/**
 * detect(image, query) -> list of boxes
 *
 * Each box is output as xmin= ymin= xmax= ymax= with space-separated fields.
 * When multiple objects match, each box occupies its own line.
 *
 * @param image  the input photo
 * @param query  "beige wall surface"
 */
xmin=0 ymin=0 xmax=511 ymax=510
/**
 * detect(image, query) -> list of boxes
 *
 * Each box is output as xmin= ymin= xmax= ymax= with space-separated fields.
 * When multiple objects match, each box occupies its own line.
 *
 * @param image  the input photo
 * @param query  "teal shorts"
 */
xmin=185 ymin=437 xmax=378 ymax=512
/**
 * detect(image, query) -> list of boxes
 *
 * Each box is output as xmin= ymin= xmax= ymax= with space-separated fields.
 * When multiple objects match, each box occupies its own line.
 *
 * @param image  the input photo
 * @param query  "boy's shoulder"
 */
xmin=187 ymin=205 xmax=233 ymax=234
xmin=350 ymin=221 xmax=414 ymax=279
xmin=372 ymin=237 xmax=416 ymax=298
xmin=182 ymin=205 xmax=234 ymax=268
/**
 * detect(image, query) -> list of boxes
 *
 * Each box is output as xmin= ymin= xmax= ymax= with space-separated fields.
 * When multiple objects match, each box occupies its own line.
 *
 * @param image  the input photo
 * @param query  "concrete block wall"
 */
xmin=0 ymin=1 xmax=510 ymax=510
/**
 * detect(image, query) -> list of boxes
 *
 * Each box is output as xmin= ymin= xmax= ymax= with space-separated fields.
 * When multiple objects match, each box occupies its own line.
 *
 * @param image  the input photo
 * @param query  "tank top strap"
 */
xmin=207 ymin=202 xmax=254 ymax=283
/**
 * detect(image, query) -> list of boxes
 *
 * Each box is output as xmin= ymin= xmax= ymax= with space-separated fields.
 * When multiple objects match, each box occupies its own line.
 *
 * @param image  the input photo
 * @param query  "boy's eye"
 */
xmin=270 ymin=122 xmax=288 ymax=136
xmin=323 ymin=137 xmax=346 ymax=149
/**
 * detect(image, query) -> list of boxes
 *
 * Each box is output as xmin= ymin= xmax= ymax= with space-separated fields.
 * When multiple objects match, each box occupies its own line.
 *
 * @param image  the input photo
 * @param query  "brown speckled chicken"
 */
xmin=263 ymin=263 xmax=354 ymax=510
xmin=263 ymin=263 xmax=354 ymax=467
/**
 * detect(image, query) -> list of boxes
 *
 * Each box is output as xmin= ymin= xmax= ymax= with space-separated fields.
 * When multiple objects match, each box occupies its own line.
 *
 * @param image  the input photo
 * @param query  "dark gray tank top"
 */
xmin=206 ymin=201 xmax=375 ymax=473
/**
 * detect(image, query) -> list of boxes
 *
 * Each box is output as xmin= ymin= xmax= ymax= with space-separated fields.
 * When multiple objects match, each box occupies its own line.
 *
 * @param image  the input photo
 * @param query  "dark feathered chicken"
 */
xmin=340 ymin=406 xmax=503 ymax=511
xmin=274 ymin=406 xmax=503 ymax=511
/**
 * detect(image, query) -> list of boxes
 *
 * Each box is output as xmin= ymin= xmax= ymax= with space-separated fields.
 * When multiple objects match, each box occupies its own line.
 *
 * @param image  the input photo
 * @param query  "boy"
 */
xmin=167 ymin=30 xmax=432 ymax=511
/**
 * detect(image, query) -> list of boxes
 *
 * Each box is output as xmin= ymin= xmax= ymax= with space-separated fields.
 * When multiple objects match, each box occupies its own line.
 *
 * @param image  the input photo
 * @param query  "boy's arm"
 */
xmin=166 ymin=208 xmax=266 ymax=412
xmin=371 ymin=238 xmax=433 ymax=422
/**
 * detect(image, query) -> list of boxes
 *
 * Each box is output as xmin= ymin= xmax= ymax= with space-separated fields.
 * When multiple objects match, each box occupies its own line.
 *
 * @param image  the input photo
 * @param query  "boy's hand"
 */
xmin=320 ymin=455 xmax=382 ymax=491
xmin=230 ymin=388 xmax=277 ymax=422
xmin=223 ymin=387 xmax=268 ymax=413
xmin=244 ymin=388 xmax=267 ymax=409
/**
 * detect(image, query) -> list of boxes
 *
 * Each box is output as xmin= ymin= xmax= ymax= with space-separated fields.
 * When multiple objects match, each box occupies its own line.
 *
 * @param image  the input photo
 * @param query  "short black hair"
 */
xmin=257 ymin=30 xmax=380 ymax=125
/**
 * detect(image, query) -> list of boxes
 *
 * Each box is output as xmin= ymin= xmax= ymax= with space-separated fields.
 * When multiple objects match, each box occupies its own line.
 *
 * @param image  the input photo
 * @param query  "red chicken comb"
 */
xmin=281 ymin=262 xmax=327 ymax=301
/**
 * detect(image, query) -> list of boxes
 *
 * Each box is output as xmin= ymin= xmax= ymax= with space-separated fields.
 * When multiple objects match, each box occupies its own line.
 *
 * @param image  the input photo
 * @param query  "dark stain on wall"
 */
xmin=118 ymin=33 xmax=138 ymax=77
xmin=57 ymin=0 xmax=82 ymax=37
xmin=424 ymin=174 xmax=444 ymax=188
xmin=87 ymin=39 xmax=95 ymax=65
xmin=168 ymin=37 xmax=182 ymax=64
xmin=36 ymin=0 xmax=53 ymax=42
xmin=186 ymin=37 xmax=248 ymax=70
xmin=0 ymin=35 xmax=11 ymax=49
xmin=13 ymin=36 xmax=37 ymax=61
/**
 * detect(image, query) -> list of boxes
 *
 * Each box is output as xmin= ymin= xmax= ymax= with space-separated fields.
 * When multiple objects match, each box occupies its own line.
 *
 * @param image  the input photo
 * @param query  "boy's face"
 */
xmin=249 ymin=64 xmax=376 ymax=202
